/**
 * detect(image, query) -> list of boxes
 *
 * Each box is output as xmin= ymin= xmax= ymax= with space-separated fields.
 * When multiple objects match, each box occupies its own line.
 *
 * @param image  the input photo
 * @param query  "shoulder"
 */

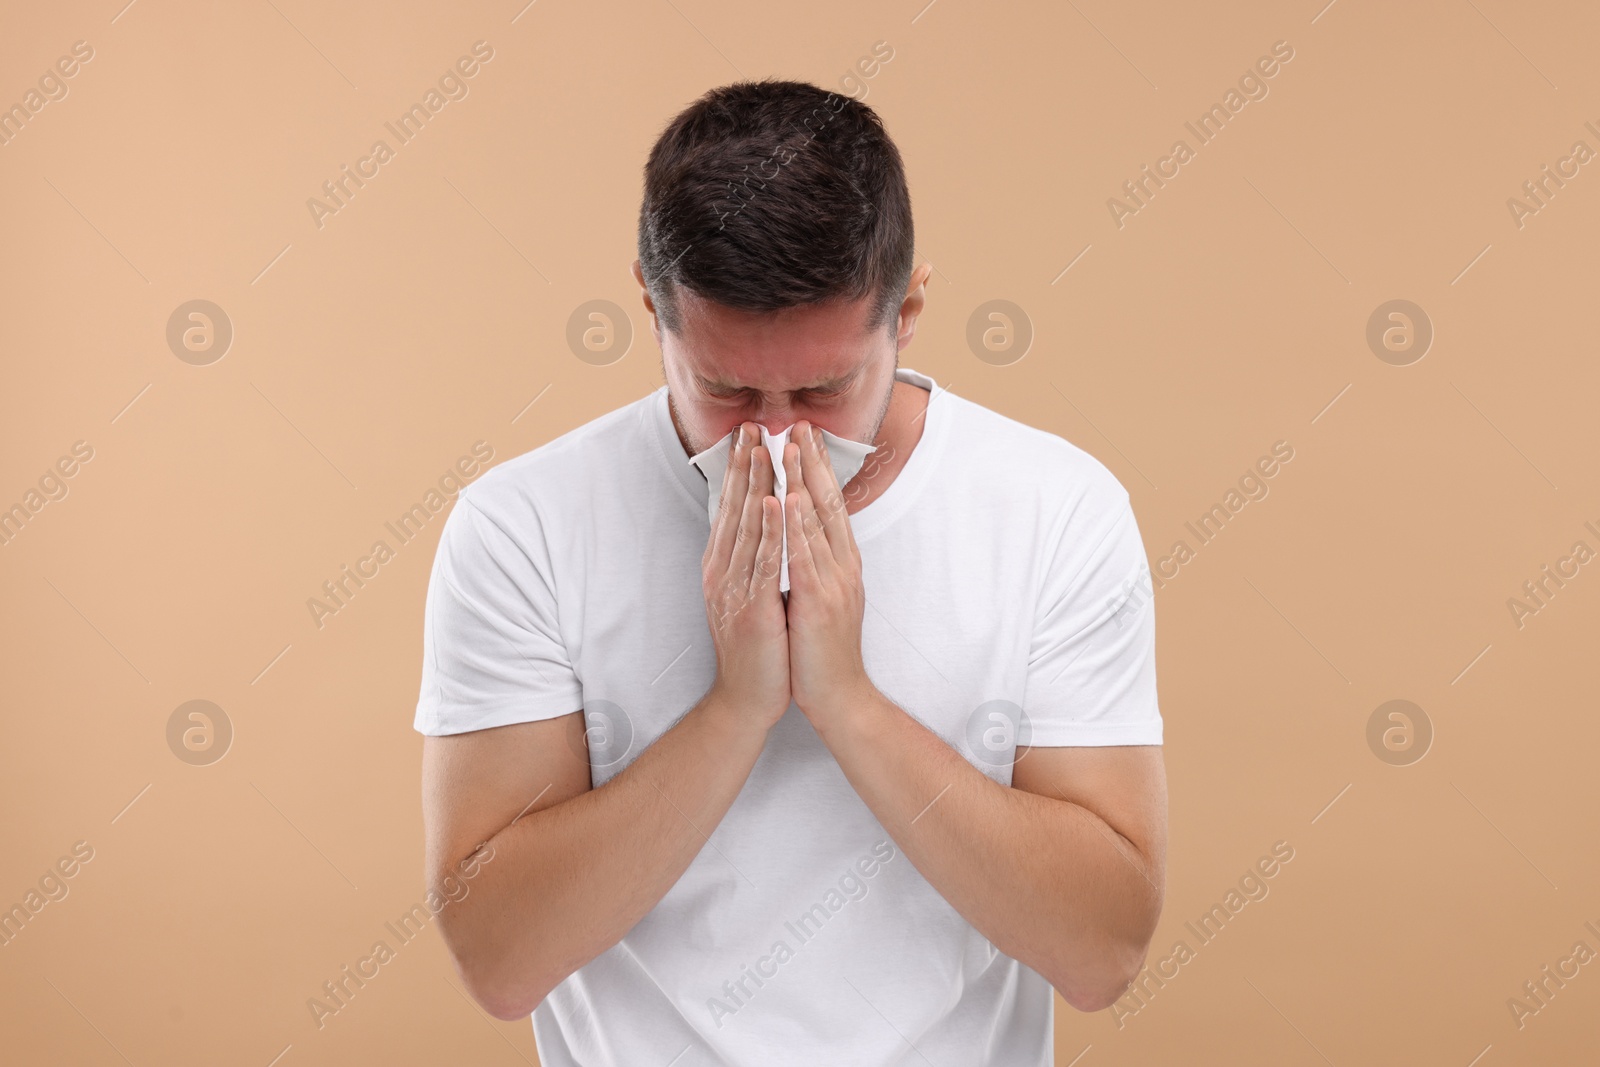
xmin=940 ymin=396 xmax=1150 ymax=623
xmin=943 ymin=392 xmax=1134 ymax=530
xmin=458 ymin=391 xmax=654 ymax=526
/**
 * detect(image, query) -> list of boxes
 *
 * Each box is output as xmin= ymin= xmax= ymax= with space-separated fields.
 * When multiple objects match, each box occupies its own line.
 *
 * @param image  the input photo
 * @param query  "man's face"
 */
xmin=649 ymin=282 xmax=900 ymax=460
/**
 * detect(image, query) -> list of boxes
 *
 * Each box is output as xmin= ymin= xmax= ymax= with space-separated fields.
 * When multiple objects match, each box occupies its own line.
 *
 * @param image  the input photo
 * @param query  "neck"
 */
xmin=841 ymin=378 xmax=928 ymax=514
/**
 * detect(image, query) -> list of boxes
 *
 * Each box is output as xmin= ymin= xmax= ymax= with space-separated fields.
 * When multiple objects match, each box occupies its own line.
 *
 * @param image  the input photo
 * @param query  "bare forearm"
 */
xmin=441 ymin=692 xmax=768 ymax=1017
xmin=814 ymin=689 xmax=1161 ymax=1009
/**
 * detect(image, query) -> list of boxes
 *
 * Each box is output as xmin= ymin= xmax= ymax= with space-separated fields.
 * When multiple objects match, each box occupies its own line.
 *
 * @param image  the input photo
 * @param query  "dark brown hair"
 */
xmin=637 ymin=79 xmax=914 ymax=340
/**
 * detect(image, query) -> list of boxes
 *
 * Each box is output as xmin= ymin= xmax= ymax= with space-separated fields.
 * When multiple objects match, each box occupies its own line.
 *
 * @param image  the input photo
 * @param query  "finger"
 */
xmin=783 ymin=485 xmax=822 ymax=593
xmin=727 ymin=440 xmax=771 ymax=592
xmin=750 ymin=495 xmax=783 ymax=598
xmin=707 ymin=423 xmax=751 ymax=574
xmin=795 ymin=422 xmax=857 ymax=565
xmin=782 ymin=440 xmax=839 ymax=585
xmin=752 ymin=428 xmax=776 ymax=500
xmin=735 ymin=429 xmax=777 ymax=578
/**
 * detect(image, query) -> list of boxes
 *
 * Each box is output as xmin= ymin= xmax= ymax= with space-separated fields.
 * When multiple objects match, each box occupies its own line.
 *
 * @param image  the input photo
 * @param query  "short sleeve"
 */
xmin=1021 ymin=473 xmax=1162 ymax=746
xmin=413 ymin=493 xmax=584 ymax=736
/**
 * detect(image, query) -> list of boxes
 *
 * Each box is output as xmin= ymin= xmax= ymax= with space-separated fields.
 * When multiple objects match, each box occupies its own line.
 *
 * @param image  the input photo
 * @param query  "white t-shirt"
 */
xmin=414 ymin=366 xmax=1162 ymax=1066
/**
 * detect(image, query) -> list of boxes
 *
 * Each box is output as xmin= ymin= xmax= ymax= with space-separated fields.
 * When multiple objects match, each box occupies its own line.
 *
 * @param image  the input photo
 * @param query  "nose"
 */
xmin=741 ymin=415 xmax=809 ymax=441
xmin=754 ymin=404 xmax=794 ymax=433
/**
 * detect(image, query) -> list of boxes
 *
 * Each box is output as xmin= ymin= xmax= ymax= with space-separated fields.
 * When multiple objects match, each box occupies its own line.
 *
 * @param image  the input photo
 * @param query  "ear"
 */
xmin=896 ymin=262 xmax=934 ymax=352
xmin=631 ymin=259 xmax=662 ymax=345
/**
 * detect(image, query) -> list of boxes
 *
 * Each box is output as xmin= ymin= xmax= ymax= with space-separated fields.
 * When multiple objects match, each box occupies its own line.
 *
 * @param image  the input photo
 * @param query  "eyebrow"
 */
xmin=697 ymin=370 xmax=857 ymax=393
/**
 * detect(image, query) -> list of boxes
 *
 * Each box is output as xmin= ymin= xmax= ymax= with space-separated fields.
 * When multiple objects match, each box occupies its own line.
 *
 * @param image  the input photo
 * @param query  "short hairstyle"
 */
xmin=637 ymin=79 xmax=915 ymax=341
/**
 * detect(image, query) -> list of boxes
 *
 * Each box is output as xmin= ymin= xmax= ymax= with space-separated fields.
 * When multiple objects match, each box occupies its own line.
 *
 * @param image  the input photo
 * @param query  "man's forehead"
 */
xmin=672 ymin=291 xmax=883 ymax=390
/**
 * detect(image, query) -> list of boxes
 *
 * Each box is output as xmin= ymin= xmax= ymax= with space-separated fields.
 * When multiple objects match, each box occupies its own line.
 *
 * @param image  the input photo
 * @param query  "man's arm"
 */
xmin=810 ymin=700 xmax=1167 ymax=1011
xmin=778 ymin=420 xmax=1167 ymax=1010
xmin=422 ymin=695 xmax=770 ymax=1019
xmin=422 ymin=422 xmax=794 ymax=1020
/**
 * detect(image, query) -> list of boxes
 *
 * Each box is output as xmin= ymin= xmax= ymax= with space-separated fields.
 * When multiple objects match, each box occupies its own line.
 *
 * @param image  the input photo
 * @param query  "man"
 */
xmin=416 ymin=79 xmax=1166 ymax=1066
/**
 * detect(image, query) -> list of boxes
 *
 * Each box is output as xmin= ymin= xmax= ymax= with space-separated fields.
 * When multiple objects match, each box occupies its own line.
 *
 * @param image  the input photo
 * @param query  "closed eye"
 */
xmin=703 ymin=386 xmax=846 ymax=401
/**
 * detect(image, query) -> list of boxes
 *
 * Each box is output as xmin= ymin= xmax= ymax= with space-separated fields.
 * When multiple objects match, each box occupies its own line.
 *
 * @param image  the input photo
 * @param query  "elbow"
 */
xmin=1057 ymin=878 xmax=1165 ymax=1013
xmin=451 ymin=952 xmax=552 ymax=1021
xmin=1049 ymin=931 xmax=1157 ymax=1014
xmin=477 ymin=987 xmax=545 ymax=1023
xmin=1058 ymin=971 xmax=1135 ymax=1014
xmin=437 ymin=914 xmax=554 ymax=1021
xmin=470 ymin=968 xmax=546 ymax=1022
xmin=464 ymin=981 xmax=534 ymax=1022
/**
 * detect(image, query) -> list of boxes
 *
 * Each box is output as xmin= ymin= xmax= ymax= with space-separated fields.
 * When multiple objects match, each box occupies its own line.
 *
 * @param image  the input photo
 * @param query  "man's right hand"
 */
xmin=702 ymin=421 xmax=792 ymax=730
xmin=426 ymin=429 xmax=795 ymax=1021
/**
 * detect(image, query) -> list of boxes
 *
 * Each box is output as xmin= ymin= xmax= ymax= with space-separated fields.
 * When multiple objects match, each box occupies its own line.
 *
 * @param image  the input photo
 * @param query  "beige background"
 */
xmin=2 ymin=0 xmax=1597 ymax=1064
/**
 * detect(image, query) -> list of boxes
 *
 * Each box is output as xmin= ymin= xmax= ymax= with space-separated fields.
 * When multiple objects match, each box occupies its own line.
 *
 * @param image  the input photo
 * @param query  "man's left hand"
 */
xmin=780 ymin=421 xmax=875 ymax=728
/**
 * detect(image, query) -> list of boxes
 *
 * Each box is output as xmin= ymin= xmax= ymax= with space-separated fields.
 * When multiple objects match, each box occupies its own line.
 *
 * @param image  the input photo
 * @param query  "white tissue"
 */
xmin=688 ymin=422 xmax=877 ymax=592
